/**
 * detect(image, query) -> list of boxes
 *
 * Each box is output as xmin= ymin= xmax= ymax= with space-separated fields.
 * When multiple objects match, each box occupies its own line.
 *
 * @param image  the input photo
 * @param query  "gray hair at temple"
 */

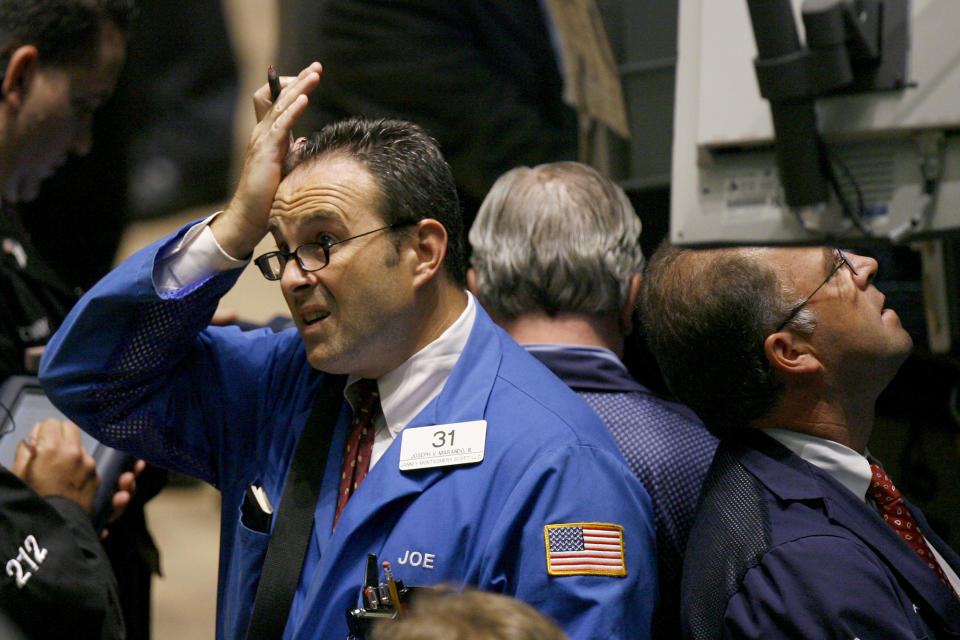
xmin=469 ymin=161 xmax=643 ymax=320
xmin=638 ymin=243 xmax=816 ymax=438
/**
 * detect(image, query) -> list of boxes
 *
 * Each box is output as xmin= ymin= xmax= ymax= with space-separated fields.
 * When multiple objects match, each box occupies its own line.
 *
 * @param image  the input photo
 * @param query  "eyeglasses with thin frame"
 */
xmin=774 ymin=248 xmax=858 ymax=332
xmin=254 ymin=223 xmax=410 ymax=281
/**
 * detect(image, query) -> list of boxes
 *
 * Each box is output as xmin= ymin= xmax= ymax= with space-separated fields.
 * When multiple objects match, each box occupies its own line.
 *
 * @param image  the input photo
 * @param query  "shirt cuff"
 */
xmin=154 ymin=212 xmax=249 ymax=292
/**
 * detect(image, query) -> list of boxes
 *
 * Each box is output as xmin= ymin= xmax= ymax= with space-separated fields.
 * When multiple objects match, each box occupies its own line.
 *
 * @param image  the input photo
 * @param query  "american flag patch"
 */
xmin=544 ymin=523 xmax=626 ymax=577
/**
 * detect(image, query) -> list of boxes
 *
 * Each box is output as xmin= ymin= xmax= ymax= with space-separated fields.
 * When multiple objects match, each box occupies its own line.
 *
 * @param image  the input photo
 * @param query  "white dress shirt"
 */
xmin=154 ymin=215 xmax=245 ymax=292
xmin=348 ymin=294 xmax=476 ymax=468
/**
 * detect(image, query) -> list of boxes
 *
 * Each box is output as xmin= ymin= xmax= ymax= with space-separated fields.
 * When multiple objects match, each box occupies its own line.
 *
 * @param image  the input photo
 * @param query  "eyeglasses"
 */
xmin=254 ymin=223 xmax=408 ymax=281
xmin=774 ymin=248 xmax=858 ymax=332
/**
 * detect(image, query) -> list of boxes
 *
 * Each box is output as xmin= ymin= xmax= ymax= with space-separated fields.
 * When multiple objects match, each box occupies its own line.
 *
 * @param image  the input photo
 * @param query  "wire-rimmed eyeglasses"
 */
xmin=774 ymin=248 xmax=858 ymax=333
xmin=254 ymin=223 xmax=410 ymax=281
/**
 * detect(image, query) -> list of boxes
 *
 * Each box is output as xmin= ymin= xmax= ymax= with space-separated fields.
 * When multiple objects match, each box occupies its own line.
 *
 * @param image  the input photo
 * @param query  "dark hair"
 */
xmin=638 ymin=242 xmax=798 ymax=439
xmin=286 ymin=117 xmax=466 ymax=287
xmin=0 ymin=0 xmax=135 ymax=69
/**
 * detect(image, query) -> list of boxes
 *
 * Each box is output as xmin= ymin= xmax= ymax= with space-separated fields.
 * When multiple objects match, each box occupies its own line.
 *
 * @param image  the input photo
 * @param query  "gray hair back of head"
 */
xmin=469 ymin=161 xmax=643 ymax=320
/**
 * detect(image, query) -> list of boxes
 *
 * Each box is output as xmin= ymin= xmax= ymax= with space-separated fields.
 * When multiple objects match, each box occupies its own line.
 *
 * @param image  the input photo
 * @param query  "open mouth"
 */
xmin=302 ymin=310 xmax=331 ymax=325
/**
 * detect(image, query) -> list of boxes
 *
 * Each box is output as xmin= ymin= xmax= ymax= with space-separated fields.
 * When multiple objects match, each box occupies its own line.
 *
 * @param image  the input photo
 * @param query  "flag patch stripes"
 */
xmin=544 ymin=522 xmax=626 ymax=577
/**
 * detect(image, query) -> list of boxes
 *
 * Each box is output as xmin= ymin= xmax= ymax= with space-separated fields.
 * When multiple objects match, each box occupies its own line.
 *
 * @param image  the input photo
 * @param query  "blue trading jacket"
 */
xmin=39 ymin=222 xmax=659 ymax=640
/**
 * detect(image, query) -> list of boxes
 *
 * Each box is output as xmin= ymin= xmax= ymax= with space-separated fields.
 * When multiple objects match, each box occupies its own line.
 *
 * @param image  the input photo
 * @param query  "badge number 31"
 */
xmin=399 ymin=420 xmax=487 ymax=471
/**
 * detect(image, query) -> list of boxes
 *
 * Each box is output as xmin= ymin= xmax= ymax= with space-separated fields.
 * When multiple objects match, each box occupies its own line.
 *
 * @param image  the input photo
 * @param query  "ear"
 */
xmin=764 ymin=330 xmax=822 ymax=377
xmin=409 ymin=218 xmax=448 ymax=288
xmin=619 ymin=272 xmax=642 ymax=335
xmin=2 ymin=45 xmax=39 ymax=109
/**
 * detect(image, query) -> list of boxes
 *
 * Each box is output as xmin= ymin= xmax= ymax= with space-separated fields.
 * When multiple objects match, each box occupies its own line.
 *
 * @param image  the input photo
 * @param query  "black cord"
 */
xmin=820 ymin=136 xmax=877 ymax=238
xmin=0 ymin=399 xmax=16 ymax=441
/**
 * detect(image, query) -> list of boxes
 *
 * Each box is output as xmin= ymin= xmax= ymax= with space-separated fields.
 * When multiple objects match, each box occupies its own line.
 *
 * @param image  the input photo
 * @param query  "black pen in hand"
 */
xmin=267 ymin=64 xmax=281 ymax=101
xmin=267 ymin=65 xmax=298 ymax=148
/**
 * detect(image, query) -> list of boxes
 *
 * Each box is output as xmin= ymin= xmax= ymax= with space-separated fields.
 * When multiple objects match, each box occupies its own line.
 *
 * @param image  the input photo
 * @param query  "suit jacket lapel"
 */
xmin=916 ymin=506 xmax=960 ymax=577
xmin=740 ymin=432 xmax=960 ymax=632
xmin=331 ymin=304 xmax=504 ymax=534
xmin=821 ymin=478 xmax=960 ymax=631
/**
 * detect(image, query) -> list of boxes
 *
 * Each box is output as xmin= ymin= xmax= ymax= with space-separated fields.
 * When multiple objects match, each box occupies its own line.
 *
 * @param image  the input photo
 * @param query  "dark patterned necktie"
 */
xmin=334 ymin=379 xmax=380 ymax=526
xmin=868 ymin=463 xmax=957 ymax=595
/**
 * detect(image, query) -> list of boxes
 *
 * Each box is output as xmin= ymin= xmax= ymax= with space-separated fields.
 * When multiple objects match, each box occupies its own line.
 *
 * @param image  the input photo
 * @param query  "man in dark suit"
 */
xmin=640 ymin=243 xmax=960 ymax=639
xmin=468 ymin=161 xmax=718 ymax=636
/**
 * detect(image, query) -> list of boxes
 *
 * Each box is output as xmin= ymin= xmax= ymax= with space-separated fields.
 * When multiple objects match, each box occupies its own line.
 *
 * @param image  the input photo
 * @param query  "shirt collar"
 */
xmin=762 ymin=428 xmax=873 ymax=501
xmin=348 ymin=292 xmax=477 ymax=439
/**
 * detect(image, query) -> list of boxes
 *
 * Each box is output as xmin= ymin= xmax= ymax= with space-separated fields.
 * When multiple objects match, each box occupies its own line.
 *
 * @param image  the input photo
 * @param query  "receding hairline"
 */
xmin=281 ymin=150 xmax=386 ymax=203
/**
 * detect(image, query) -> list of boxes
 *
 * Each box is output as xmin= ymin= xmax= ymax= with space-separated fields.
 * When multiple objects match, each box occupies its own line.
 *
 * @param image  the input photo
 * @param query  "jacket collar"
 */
xmin=0 ymin=205 xmax=79 ymax=298
xmin=523 ymin=344 xmax=643 ymax=393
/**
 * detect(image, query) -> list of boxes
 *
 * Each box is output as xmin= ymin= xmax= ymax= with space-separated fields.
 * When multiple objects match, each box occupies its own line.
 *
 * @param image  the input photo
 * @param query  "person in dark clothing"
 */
xmin=276 ymin=0 xmax=578 ymax=231
xmin=9 ymin=5 xmax=239 ymax=632
xmin=640 ymin=242 xmax=959 ymax=639
xmin=0 ymin=2 xmax=138 ymax=638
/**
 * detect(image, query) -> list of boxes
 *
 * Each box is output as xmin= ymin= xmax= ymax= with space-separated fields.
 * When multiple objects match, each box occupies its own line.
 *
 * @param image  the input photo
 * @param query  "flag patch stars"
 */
xmin=544 ymin=523 xmax=626 ymax=577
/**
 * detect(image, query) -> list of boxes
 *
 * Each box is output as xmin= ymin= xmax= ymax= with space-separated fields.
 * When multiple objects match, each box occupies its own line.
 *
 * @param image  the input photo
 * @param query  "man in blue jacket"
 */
xmin=640 ymin=242 xmax=960 ymax=639
xmin=468 ymin=161 xmax=717 ymax=637
xmin=40 ymin=65 xmax=657 ymax=640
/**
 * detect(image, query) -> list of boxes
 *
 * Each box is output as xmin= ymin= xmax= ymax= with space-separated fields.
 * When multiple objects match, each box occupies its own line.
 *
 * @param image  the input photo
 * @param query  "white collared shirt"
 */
xmin=764 ymin=428 xmax=960 ymax=593
xmin=347 ymin=294 xmax=476 ymax=468
xmin=154 ymin=215 xmax=477 ymax=469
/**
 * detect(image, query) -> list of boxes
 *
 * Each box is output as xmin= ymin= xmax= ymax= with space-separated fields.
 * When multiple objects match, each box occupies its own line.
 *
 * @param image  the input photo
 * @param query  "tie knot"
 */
xmin=868 ymin=463 xmax=902 ymax=505
xmin=351 ymin=378 xmax=380 ymax=414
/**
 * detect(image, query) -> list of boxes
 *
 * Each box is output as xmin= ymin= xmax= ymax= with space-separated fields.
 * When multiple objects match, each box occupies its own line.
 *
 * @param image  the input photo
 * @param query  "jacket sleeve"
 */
xmin=723 ymin=535 xmax=929 ymax=639
xmin=37 ymin=223 xmax=288 ymax=487
xmin=478 ymin=444 xmax=659 ymax=640
xmin=0 ymin=469 xmax=124 ymax=640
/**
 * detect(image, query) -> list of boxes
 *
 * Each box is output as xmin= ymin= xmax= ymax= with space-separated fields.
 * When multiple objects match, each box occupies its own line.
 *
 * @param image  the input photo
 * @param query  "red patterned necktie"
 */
xmin=868 ymin=463 xmax=957 ymax=593
xmin=334 ymin=379 xmax=380 ymax=526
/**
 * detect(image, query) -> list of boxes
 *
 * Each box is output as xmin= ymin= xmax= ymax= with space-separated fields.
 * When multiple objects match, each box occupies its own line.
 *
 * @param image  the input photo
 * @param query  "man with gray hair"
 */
xmin=640 ymin=243 xmax=960 ymax=638
xmin=468 ymin=161 xmax=717 ymax=635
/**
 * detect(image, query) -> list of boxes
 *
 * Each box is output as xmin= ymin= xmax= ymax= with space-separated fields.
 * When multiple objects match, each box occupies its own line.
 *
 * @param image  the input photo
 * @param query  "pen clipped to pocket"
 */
xmin=241 ymin=483 xmax=274 ymax=534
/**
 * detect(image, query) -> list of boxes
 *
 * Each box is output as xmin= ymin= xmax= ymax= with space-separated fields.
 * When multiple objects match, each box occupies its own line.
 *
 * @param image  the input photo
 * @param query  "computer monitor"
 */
xmin=670 ymin=0 xmax=960 ymax=247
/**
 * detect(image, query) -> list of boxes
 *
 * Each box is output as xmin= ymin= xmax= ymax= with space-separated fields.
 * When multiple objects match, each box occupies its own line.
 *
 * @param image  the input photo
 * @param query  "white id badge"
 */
xmin=398 ymin=420 xmax=487 ymax=471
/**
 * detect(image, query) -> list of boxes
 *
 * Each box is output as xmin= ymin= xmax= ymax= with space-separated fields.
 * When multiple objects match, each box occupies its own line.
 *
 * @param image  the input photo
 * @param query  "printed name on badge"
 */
xmin=399 ymin=420 xmax=487 ymax=471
